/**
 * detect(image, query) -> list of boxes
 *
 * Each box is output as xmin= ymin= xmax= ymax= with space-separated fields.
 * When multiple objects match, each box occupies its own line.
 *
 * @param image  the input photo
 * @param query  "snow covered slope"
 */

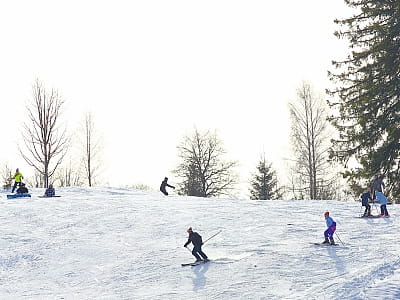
xmin=0 ymin=187 xmax=399 ymax=299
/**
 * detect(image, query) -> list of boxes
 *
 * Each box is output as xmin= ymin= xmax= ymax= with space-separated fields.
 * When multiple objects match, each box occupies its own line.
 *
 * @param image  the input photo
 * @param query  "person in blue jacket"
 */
xmin=376 ymin=191 xmax=390 ymax=217
xmin=184 ymin=227 xmax=209 ymax=262
xmin=44 ymin=184 xmax=55 ymax=197
xmin=360 ymin=188 xmax=372 ymax=217
xmin=322 ymin=211 xmax=336 ymax=245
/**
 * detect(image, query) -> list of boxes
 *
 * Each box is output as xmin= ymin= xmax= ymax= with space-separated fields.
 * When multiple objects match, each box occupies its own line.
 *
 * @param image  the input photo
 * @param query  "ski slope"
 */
xmin=0 ymin=187 xmax=399 ymax=299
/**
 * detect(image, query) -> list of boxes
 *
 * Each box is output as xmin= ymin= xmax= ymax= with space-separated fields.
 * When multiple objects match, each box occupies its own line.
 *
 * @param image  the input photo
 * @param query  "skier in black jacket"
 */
xmin=184 ymin=227 xmax=208 ymax=262
xmin=160 ymin=177 xmax=175 ymax=195
xmin=371 ymin=174 xmax=385 ymax=200
xmin=360 ymin=188 xmax=372 ymax=217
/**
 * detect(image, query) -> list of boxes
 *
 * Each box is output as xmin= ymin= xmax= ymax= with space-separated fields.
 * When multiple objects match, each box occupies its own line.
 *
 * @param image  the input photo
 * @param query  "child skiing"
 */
xmin=360 ymin=188 xmax=372 ymax=217
xmin=376 ymin=191 xmax=390 ymax=217
xmin=184 ymin=227 xmax=209 ymax=263
xmin=322 ymin=212 xmax=336 ymax=245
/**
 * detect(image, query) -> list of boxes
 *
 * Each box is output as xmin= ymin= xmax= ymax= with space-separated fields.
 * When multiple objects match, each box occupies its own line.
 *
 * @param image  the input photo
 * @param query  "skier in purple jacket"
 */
xmin=322 ymin=212 xmax=336 ymax=245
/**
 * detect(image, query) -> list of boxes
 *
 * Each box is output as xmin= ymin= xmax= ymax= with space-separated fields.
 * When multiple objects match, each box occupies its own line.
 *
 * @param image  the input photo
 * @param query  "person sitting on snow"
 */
xmin=322 ymin=211 xmax=336 ymax=245
xmin=16 ymin=183 xmax=29 ymax=194
xmin=44 ymin=184 xmax=56 ymax=197
xmin=360 ymin=188 xmax=372 ymax=217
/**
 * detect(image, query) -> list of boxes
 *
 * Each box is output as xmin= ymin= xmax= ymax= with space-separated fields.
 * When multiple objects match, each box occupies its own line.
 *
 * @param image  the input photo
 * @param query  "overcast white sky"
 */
xmin=0 ymin=1 xmax=352 ymax=196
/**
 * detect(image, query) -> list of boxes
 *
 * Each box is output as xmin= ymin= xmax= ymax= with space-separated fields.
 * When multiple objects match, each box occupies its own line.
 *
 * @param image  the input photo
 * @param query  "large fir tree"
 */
xmin=249 ymin=154 xmax=280 ymax=200
xmin=328 ymin=1 xmax=400 ymax=198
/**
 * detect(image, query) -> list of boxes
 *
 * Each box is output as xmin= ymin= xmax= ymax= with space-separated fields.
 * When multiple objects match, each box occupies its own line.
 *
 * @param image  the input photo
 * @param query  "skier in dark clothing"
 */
xmin=360 ymin=188 xmax=372 ymax=217
xmin=160 ymin=177 xmax=175 ymax=195
xmin=371 ymin=174 xmax=385 ymax=200
xmin=184 ymin=227 xmax=209 ymax=262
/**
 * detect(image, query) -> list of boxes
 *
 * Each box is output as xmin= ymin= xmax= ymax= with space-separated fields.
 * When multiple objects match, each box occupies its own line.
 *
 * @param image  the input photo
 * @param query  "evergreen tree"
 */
xmin=328 ymin=1 xmax=400 ymax=199
xmin=249 ymin=154 xmax=280 ymax=200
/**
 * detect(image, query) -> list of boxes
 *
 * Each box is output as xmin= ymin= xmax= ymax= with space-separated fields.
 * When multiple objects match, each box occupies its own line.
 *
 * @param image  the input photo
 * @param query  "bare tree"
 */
xmin=54 ymin=161 xmax=84 ymax=187
xmin=19 ymin=79 xmax=68 ymax=188
xmin=79 ymin=112 xmax=103 ymax=186
xmin=174 ymin=128 xmax=238 ymax=197
xmin=289 ymin=82 xmax=336 ymax=200
xmin=0 ymin=163 xmax=13 ymax=190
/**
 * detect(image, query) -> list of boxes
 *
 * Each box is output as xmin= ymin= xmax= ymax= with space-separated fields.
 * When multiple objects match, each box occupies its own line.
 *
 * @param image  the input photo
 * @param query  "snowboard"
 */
xmin=39 ymin=195 xmax=61 ymax=198
xmin=7 ymin=193 xmax=31 ymax=199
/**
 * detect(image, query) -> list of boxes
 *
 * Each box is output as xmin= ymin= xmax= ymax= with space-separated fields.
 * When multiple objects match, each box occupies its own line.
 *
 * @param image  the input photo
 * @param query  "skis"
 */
xmin=356 ymin=215 xmax=387 ymax=218
xmin=312 ymin=242 xmax=338 ymax=246
xmin=181 ymin=260 xmax=210 ymax=267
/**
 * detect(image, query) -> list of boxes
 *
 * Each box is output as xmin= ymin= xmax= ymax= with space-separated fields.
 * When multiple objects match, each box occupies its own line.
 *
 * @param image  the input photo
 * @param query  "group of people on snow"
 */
xmin=10 ymin=168 xmax=56 ymax=197
xmin=360 ymin=174 xmax=390 ymax=217
xmin=321 ymin=174 xmax=391 ymax=246
xmin=159 ymin=177 xmax=209 ymax=262
xmin=7 ymin=170 xmax=392 ymax=260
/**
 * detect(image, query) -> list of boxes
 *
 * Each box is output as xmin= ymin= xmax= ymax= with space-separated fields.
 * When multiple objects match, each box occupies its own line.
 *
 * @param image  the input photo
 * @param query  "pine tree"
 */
xmin=328 ymin=1 xmax=400 ymax=199
xmin=249 ymin=154 xmax=280 ymax=200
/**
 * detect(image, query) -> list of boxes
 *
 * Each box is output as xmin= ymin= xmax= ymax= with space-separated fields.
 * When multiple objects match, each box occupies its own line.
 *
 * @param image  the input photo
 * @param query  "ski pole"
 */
xmin=203 ymin=230 xmax=222 ymax=245
xmin=335 ymin=232 xmax=345 ymax=246
xmin=373 ymin=201 xmax=379 ymax=214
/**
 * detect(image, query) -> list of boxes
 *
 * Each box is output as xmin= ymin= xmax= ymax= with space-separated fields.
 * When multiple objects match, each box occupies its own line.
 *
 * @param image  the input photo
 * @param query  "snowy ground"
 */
xmin=0 ymin=187 xmax=399 ymax=299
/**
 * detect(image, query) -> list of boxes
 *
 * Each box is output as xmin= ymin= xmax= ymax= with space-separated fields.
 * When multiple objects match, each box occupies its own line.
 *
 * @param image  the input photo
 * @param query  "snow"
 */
xmin=1 ymin=187 xmax=399 ymax=299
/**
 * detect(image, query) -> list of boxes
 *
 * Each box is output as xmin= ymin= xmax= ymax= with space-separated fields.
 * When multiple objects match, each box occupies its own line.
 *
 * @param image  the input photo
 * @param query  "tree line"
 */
xmin=1 ymin=78 xmax=341 ymax=200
